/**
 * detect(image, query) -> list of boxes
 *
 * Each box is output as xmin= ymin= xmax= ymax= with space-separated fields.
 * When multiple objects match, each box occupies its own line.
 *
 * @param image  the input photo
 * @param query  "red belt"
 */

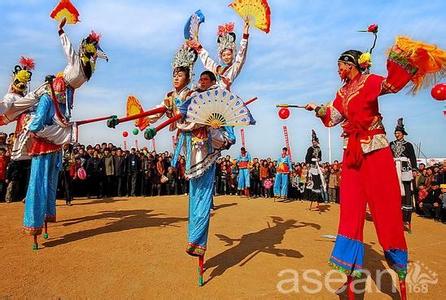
xmin=344 ymin=128 xmax=385 ymax=169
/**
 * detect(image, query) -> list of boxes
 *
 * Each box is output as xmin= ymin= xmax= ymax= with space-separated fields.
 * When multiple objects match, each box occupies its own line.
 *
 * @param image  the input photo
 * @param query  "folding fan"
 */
xmin=126 ymin=96 xmax=151 ymax=131
xmin=50 ymin=0 xmax=80 ymax=24
xmin=181 ymin=88 xmax=255 ymax=128
xmin=184 ymin=10 xmax=205 ymax=40
xmin=229 ymin=0 xmax=271 ymax=33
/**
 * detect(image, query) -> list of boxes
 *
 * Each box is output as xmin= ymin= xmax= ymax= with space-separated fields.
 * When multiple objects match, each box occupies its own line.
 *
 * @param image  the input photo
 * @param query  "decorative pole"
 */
xmin=282 ymin=125 xmax=292 ymax=161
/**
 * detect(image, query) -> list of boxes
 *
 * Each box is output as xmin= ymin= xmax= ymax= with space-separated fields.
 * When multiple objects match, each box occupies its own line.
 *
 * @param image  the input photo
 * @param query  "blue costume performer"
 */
xmin=274 ymin=147 xmax=292 ymax=198
xmin=236 ymin=147 xmax=251 ymax=196
xmin=23 ymin=75 xmax=74 ymax=250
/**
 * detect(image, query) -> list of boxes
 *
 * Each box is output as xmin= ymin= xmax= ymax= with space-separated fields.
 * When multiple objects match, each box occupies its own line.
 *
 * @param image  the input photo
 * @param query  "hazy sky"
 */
xmin=0 ymin=0 xmax=445 ymax=161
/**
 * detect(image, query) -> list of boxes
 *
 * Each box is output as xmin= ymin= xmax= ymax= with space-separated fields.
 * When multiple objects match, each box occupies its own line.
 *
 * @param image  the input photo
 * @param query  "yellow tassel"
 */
xmin=393 ymin=36 xmax=446 ymax=93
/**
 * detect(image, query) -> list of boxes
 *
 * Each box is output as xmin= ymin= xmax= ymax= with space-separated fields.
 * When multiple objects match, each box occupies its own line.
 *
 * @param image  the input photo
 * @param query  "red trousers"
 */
xmin=330 ymin=147 xmax=408 ymax=278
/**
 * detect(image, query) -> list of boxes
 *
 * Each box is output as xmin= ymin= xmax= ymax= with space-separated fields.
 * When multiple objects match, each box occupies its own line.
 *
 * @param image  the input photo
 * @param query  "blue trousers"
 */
xmin=237 ymin=168 xmax=250 ymax=190
xmin=23 ymin=152 xmax=61 ymax=235
xmin=274 ymin=173 xmax=289 ymax=197
xmin=186 ymin=164 xmax=216 ymax=256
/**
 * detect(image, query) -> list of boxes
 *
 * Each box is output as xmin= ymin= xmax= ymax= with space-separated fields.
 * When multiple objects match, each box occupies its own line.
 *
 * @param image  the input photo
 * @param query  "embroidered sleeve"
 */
xmin=381 ymin=45 xmax=418 ymax=95
xmin=315 ymin=96 xmax=344 ymax=127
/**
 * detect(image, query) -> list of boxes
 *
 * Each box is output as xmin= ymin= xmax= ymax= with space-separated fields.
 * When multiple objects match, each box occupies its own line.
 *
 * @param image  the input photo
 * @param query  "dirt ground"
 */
xmin=1 ymin=195 xmax=445 ymax=299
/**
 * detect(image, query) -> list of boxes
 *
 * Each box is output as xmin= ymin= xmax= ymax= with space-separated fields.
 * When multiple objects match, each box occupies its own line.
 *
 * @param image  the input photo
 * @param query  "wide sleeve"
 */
xmin=226 ymin=35 xmax=249 ymax=84
xmin=60 ymin=31 xmax=76 ymax=66
xmin=381 ymin=36 xmax=446 ymax=95
xmin=28 ymin=95 xmax=52 ymax=133
xmin=198 ymin=47 xmax=220 ymax=75
xmin=315 ymin=93 xmax=345 ymax=127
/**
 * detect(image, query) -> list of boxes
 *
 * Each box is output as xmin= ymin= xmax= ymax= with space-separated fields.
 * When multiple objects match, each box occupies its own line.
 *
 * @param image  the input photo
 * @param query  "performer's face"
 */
xmin=173 ymin=71 xmax=189 ymax=90
xmin=199 ymin=74 xmax=215 ymax=90
xmin=394 ymin=131 xmax=404 ymax=141
xmin=337 ymin=61 xmax=353 ymax=81
xmin=221 ymin=49 xmax=234 ymax=65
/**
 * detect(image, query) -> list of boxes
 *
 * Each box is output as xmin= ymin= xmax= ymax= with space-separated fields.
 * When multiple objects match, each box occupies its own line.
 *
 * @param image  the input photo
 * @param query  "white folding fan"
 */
xmin=182 ymin=88 xmax=255 ymax=128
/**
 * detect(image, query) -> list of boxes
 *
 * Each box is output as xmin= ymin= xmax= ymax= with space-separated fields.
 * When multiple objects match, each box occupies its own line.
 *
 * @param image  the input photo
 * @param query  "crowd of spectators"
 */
xmin=0 ymin=132 xmax=445 ymax=224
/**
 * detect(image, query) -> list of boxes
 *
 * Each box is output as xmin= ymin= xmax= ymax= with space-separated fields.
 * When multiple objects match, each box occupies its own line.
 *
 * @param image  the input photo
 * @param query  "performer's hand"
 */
xmin=419 ymin=202 xmax=423 ymax=208
xmin=243 ymin=19 xmax=250 ymax=35
xmin=144 ymin=127 xmax=157 ymax=140
xmin=186 ymin=39 xmax=201 ymax=51
xmin=59 ymin=17 xmax=67 ymax=31
xmin=106 ymin=115 xmax=119 ymax=128
xmin=304 ymin=103 xmax=317 ymax=111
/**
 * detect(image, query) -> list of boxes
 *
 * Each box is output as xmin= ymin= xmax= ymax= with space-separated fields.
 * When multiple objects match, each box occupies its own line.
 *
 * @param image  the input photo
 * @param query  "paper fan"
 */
xmin=229 ymin=0 xmax=271 ymax=33
xmin=50 ymin=0 xmax=80 ymax=24
xmin=126 ymin=96 xmax=151 ymax=131
xmin=181 ymin=88 xmax=256 ymax=128
xmin=184 ymin=10 xmax=205 ymax=40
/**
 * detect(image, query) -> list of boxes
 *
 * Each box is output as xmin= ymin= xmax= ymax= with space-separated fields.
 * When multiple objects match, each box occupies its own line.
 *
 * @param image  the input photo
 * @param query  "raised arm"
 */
xmin=58 ymin=17 xmax=76 ymax=66
xmin=226 ymin=22 xmax=250 ymax=83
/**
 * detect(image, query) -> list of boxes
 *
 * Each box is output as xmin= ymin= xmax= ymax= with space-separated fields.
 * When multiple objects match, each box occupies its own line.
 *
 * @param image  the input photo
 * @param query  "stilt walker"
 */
xmin=305 ymin=130 xmax=326 ymax=206
xmin=273 ymin=147 xmax=292 ymax=199
xmin=23 ymin=74 xmax=77 ymax=250
xmin=303 ymin=24 xmax=446 ymax=299
xmin=390 ymin=118 xmax=417 ymax=233
xmin=236 ymin=147 xmax=252 ymax=197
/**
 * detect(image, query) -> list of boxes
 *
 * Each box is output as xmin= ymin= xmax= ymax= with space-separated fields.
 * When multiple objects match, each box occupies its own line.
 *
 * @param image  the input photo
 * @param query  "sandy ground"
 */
xmin=1 ymin=195 xmax=445 ymax=299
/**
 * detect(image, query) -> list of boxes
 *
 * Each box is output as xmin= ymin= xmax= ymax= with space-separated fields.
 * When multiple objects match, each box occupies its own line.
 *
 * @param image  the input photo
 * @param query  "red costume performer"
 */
xmin=306 ymin=31 xmax=446 ymax=299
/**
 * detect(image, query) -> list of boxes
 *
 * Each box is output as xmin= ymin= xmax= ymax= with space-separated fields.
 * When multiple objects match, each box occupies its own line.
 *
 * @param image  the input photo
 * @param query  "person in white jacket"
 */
xmin=187 ymin=21 xmax=250 ymax=91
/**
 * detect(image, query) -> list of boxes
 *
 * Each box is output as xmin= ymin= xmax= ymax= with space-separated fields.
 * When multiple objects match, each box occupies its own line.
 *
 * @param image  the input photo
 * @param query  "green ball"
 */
xmin=132 ymin=128 xmax=139 ymax=135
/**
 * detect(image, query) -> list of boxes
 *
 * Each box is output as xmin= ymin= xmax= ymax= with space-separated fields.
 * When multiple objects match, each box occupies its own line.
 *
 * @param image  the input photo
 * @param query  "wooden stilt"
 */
xmin=198 ymin=255 xmax=204 ymax=286
xmin=347 ymin=275 xmax=355 ymax=300
xmin=399 ymin=280 xmax=407 ymax=300
xmin=43 ymin=221 xmax=49 ymax=239
xmin=32 ymin=235 xmax=38 ymax=250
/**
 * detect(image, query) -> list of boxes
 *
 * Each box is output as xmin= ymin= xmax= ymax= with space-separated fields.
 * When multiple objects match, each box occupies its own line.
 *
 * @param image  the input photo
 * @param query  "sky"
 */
xmin=0 ymin=0 xmax=445 ymax=161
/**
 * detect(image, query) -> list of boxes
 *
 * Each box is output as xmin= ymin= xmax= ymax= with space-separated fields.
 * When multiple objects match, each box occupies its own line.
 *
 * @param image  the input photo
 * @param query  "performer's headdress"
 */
xmin=394 ymin=118 xmax=408 ymax=135
xmin=338 ymin=24 xmax=379 ymax=73
xmin=12 ymin=56 xmax=35 ymax=94
xmin=79 ymin=31 xmax=108 ymax=78
xmin=217 ymin=22 xmax=236 ymax=59
xmin=172 ymin=43 xmax=198 ymax=80
xmin=311 ymin=129 xmax=319 ymax=144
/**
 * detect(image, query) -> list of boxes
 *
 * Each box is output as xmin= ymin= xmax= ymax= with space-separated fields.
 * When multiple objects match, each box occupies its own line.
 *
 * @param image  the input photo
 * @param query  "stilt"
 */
xmin=32 ymin=235 xmax=38 ymax=250
xmin=198 ymin=255 xmax=204 ymax=286
xmin=399 ymin=279 xmax=407 ymax=300
xmin=347 ymin=275 xmax=355 ymax=300
xmin=408 ymin=222 xmax=412 ymax=234
xmin=43 ymin=221 xmax=49 ymax=239
xmin=245 ymin=188 xmax=250 ymax=198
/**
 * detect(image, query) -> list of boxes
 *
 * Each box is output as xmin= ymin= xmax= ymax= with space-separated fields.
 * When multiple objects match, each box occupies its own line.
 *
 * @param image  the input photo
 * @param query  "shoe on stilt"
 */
xmin=43 ymin=233 xmax=49 ymax=239
xmin=32 ymin=243 xmax=38 ymax=250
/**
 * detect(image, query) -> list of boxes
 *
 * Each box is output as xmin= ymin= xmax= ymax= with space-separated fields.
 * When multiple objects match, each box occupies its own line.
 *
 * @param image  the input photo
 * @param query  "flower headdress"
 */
xmin=172 ymin=44 xmax=198 ymax=79
xmin=217 ymin=22 xmax=236 ymax=58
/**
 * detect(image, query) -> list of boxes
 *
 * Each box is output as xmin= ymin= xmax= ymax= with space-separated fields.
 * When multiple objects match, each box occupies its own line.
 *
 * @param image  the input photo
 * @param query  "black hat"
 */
xmin=338 ymin=50 xmax=364 ymax=71
xmin=395 ymin=118 xmax=408 ymax=135
xmin=312 ymin=129 xmax=319 ymax=143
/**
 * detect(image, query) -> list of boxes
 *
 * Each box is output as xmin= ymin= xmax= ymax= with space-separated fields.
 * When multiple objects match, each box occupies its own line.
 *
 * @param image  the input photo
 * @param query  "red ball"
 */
xmin=122 ymin=131 xmax=129 ymax=138
xmin=431 ymin=83 xmax=446 ymax=101
xmin=278 ymin=108 xmax=290 ymax=119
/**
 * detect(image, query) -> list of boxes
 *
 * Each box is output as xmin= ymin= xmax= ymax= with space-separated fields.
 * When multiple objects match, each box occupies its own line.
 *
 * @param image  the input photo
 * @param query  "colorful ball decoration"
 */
xmin=278 ymin=107 xmax=290 ymax=119
xmin=132 ymin=128 xmax=139 ymax=135
xmin=431 ymin=83 xmax=446 ymax=101
xmin=122 ymin=131 xmax=129 ymax=138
